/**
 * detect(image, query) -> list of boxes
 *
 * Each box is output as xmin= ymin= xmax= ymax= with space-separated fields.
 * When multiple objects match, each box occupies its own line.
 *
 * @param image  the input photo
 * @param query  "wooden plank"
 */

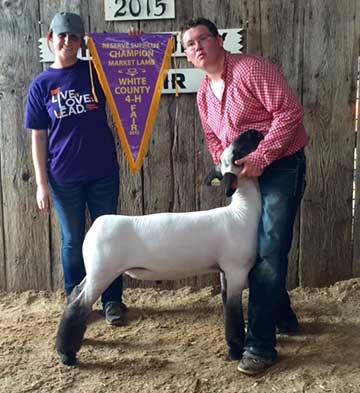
xmin=257 ymin=0 xmax=304 ymax=289
xmin=239 ymin=0 xmax=261 ymax=55
xmin=352 ymin=1 xmax=360 ymax=277
xmin=354 ymin=127 xmax=360 ymax=276
xmin=0 ymin=152 xmax=5 ymax=289
xmin=300 ymin=0 xmax=356 ymax=286
xmin=0 ymin=1 xmax=51 ymax=290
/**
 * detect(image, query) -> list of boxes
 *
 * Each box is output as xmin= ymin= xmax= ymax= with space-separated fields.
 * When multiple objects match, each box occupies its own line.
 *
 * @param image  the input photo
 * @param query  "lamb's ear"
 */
xmin=204 ymin=168 xmax=223 ymax=186
xmin=232 ymin=129 xmax=264 ymax=161
xmin=223 ymin=173 xmax=237 ymax=197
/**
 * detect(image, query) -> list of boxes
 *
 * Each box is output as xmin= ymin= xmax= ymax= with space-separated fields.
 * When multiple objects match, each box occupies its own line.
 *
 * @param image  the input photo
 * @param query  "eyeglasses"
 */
xmin=183 ymin=35 xmax=215 ymax=52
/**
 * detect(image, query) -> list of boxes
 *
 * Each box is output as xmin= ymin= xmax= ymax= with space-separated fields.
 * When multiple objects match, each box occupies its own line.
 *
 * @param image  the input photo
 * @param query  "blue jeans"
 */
xmin=49 ymin=173 xmax=123 ymax=308
xmin=243 ymin=149 xmax=306 ymax=360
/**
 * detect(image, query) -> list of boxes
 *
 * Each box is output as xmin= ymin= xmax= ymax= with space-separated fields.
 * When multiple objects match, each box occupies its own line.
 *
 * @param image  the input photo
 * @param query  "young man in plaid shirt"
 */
xmin=182 ymin=18 xmax=307 ymax=375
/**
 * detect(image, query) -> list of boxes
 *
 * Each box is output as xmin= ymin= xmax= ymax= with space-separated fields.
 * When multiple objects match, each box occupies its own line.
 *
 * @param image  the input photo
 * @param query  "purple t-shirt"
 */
xmin=25 ymin=60 xmax=118 ymax=183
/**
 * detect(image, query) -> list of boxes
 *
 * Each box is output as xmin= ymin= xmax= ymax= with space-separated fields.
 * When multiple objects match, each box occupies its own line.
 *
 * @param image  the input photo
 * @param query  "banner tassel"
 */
xmin=87 ymin=43 xmax=99 ymax=103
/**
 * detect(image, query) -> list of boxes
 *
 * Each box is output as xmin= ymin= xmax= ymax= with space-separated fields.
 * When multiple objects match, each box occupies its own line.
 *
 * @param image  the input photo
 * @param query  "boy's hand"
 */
xmin=235 ymin=157 xmax=263 ymax=178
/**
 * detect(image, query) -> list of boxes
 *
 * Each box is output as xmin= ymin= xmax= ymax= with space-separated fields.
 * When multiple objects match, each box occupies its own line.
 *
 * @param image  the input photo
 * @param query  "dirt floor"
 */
xmin=1 ymin=278 xmax=360 ymax=393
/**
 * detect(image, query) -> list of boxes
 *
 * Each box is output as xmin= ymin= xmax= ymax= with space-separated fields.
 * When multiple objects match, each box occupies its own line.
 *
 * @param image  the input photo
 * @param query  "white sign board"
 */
xmin=163 ymin=68 xmax=205 ymax=94
xmin=104 ymin=0 xmax=175 ymax=21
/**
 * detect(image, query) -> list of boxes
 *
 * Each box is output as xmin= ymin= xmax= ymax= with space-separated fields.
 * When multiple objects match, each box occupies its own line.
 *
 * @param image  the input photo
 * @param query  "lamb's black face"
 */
xmin=220 ymin=129 xmax=264 ymax=176
xmin=220 ymin=129 xmax=264 ymax=197
xmin=231 ymin=129 xmax=264 ymax=163
xmin=223 ymin=172 xmax=238 ymax=197
xmin=205 ymin=129 xmax=264 ymax=197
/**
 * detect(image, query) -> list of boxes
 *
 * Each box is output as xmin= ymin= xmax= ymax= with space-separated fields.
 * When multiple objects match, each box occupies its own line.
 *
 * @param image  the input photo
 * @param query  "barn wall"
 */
xmin=0 ymin=0 xmax=359 ymax=291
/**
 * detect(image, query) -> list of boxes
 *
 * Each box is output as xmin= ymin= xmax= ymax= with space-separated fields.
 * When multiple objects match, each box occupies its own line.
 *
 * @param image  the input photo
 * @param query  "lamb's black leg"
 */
xmin=220 ymin=271 xmax=227 ymax=305
xmin=223 ymin=274 xmax=247 ymax=361
xmin=56 ymin=297 xmax=91 ymax=366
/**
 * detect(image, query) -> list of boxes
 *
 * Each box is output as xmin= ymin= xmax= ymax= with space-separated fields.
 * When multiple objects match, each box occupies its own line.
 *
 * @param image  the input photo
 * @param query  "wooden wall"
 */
xmin=0 ymin=0 xmax=359 ymax=291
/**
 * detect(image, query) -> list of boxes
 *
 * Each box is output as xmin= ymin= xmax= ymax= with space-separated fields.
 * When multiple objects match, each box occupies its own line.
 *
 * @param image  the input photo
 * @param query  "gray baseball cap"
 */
xmin=50 ymin=12 xmax=85 ymax=35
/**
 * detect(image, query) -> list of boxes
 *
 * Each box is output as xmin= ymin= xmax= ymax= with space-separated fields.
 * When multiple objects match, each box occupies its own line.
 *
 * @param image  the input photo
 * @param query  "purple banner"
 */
xmin=88 ymin=33 xmax=173 ymax=171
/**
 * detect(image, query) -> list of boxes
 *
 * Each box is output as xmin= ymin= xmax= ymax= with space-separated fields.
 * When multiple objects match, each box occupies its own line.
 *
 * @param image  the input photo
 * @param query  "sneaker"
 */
xmin=237 ymin=356 xmax=275 ymax=375
xmin=104 ymin=301 xmax=128 ymax=326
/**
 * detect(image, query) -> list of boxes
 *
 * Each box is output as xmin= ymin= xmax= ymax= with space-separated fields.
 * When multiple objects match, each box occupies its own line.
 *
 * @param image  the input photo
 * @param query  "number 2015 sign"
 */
xmin=105 ymin=0 xmax=175 ymax=21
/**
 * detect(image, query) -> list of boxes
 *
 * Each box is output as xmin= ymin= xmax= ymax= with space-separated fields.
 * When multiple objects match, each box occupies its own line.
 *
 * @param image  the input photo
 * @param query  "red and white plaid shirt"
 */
xmin=197 ymin=52 xmax=308 ymax=169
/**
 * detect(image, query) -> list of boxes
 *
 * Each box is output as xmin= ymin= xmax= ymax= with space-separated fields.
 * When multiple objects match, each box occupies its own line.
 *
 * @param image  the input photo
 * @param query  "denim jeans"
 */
xmin=49 ymin=173 xmax=123 ymax=308
xmin=243 ymin=149 xmax=306 ymax=361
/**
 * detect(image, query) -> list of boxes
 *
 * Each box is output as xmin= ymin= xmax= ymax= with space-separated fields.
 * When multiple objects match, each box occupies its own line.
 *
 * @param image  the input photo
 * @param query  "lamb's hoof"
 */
xmin=58 ymin=350 xmax=78 ymax=366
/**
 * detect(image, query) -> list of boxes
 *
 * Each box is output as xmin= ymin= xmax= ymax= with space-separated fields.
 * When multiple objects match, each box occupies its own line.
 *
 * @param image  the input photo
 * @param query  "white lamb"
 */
xmin=56 ymin=129 xmax=263 ymax=366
